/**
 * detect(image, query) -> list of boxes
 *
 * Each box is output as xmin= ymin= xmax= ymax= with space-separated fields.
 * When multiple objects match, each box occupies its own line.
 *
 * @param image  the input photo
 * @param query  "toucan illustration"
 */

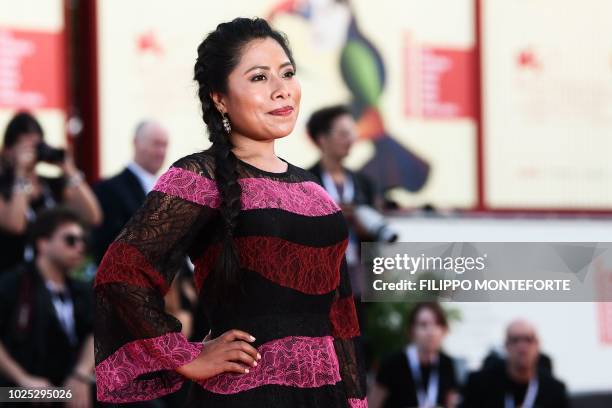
xmin=268 ymin=0 xmax=430 ymax=195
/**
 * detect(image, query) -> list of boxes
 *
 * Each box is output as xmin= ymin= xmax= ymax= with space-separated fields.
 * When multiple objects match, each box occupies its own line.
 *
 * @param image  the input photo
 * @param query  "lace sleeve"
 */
xmin=329 ymin=256 xmax=368 ymax=408
xmin=93 ymin=154 xmax=217 ymax=403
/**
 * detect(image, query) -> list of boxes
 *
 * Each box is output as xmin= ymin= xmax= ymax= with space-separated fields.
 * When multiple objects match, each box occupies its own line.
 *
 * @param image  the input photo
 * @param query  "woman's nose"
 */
xmin=271 ymin=76 xmax=290 ymax=99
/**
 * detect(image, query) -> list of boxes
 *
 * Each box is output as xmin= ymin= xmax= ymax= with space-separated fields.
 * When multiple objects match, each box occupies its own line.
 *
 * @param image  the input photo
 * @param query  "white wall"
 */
xmin=384 ymin=214 xmax=612 ymax=393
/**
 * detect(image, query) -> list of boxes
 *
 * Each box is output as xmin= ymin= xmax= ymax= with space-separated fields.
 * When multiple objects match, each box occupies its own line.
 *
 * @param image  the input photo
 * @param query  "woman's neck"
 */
xmin=230 ymin=132 xmax=277 ymax=161
xmin=229 ymin=132 xmax=288 ymax=173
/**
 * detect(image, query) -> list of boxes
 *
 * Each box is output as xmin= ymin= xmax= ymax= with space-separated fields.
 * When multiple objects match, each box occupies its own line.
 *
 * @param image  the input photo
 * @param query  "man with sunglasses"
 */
xmin=461 ymin=319 xmax=568 ymax=408
xmin=0 ymin=207 xmax=94 ymax=407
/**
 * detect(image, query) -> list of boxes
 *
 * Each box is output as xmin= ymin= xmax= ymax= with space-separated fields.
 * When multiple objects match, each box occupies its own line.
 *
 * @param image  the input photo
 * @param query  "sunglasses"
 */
xmin=60 ymin=233 xmax=86 ymax=248
xmin=507 ymin=335 xmax=536 ymax=345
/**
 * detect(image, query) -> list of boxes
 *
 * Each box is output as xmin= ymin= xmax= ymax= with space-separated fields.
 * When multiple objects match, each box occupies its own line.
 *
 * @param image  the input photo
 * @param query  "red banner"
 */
xmin=0 ymin=28 xmax=66 ymax=109
xmin=404 ymin=33 xmax=476 ymax=119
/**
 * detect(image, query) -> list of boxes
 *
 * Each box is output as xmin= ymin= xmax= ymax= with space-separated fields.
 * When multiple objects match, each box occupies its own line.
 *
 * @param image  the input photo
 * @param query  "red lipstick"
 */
xmin=268 ymin=106 xmax=294 ymax=116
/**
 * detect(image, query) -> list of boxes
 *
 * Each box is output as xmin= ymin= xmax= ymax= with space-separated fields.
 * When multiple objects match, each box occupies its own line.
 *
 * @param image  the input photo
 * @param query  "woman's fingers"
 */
xmin=229 ymin=340 xmax=261 ymax=361
xmin=210 ymin=329 xmax=262 ymax=376
xmin=221 ymin=329 xmax=256 ymax=343
xmin=225 ymin=349 xmax=259 ymax=367
xmin=223 ymin=361 xmax=252 ymax=374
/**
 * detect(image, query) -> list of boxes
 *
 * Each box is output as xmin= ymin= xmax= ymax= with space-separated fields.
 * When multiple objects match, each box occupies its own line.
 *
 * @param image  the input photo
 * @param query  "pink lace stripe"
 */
xmin=96 ymin=332 xmax=203 ymax=403
xmin=195 ymin=335 xmax=341 ymax=394
xmin=153 ymin=167 xmax=341 ymax=217
xmin=349 ymin=397 xmax=369 ymax=408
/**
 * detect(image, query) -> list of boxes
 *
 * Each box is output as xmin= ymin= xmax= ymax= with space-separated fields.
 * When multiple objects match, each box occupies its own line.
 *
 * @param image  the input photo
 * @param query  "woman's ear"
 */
xmin=210 ymin=91 xmax=227 ymax=114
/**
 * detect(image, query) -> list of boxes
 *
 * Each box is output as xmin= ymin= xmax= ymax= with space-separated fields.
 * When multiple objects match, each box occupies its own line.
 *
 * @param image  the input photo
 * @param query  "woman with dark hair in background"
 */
xmin=0 ymin=112 xmax=102 ymax=272
xmin=93 ymin=17 xmax=368 ymax=407
xmin=369 ymin=302 xmax=459 ymax=408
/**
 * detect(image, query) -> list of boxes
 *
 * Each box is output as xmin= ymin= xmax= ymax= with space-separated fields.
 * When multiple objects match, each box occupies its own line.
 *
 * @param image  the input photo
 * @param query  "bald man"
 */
xmin=460 ymin=319 xmax=568 ymax=408
xmin=91 ymin=120 xmax=169 ymax=264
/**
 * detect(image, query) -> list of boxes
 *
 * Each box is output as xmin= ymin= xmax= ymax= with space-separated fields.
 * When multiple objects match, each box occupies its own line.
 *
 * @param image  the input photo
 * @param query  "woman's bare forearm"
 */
xmin=63 ymin=181 xmax=103 ymax=226
xmin=0 ymin=190 xmax=28 ymax=233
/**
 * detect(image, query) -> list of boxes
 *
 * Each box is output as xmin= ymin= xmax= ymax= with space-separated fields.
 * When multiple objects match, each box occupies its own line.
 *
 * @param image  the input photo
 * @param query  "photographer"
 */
xmin=307 ymin=105 xmax=397 ymax=331
xmin=0 ymin=112 xmax=102 ymax=272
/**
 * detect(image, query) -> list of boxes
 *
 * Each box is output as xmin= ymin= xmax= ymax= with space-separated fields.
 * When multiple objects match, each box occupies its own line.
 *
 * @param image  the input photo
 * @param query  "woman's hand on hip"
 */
xmin=175 ymin=329 xmax=261 ymax=381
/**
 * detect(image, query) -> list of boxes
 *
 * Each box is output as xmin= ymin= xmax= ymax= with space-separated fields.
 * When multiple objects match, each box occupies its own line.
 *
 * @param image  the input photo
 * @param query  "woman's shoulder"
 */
xmin=167 ymin=149 xmax=216 ymax=180
xmin=153 ymin=150 xmax=220 ymax=207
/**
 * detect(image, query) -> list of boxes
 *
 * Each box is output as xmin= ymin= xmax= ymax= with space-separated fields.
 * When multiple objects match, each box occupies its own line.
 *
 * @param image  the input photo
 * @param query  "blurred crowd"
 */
xmin=0 ymin=109 xmax=570 ymax=408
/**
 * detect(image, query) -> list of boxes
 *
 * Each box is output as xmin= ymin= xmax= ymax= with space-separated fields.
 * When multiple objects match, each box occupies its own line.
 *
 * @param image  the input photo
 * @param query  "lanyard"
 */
xmin=321 ymin=170 xmax=354 ymax=204
xmin=406 ymin=345 xmax=440 ymax=408
xmin=504 ymin=376 xmax=539 ymax=408
xmin=321 ymin=169 xmax=358 ymax=264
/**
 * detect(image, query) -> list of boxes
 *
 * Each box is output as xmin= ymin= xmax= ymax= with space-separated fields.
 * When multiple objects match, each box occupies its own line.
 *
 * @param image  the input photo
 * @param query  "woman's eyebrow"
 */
xmin=243 ymin=61 xmax=293 ymax=75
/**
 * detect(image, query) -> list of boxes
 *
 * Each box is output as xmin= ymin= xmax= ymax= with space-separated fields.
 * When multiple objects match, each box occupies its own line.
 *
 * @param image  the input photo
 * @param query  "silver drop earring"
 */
xmin=222 ymin=113 xmax=231 ymax=134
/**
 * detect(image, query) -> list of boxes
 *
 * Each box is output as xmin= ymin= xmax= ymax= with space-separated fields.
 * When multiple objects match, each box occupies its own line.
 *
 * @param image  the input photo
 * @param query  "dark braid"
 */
xmin=193 ymin=18 xmax=295 ymax=303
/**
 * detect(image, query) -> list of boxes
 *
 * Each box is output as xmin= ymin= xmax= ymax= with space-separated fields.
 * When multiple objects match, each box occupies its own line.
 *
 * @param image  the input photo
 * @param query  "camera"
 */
xmin=36 ymin=142 xmax=65 ymax=164
xmin=353 ymin=205 xmax=398 ymax=242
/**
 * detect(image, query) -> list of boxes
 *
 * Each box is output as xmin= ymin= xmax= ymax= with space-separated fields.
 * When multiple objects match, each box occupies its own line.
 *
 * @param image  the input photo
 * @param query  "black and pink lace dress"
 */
xmin=93 ymin=150 xmax=368 ymax=407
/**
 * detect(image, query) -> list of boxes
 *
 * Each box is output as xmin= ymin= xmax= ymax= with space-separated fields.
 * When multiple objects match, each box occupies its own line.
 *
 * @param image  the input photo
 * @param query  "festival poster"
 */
xmin=481 ymin=0 xmax=612 ymax=209
xmin=95 ymin=0 xmax=476 ymax=209
xmin=0 ymin=0 xmax=67 ymax=148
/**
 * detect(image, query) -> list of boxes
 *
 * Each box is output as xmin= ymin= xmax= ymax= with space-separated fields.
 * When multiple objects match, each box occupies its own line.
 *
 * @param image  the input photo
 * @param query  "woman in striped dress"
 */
xmin=93 ymin=17 xmax=368 ymax=407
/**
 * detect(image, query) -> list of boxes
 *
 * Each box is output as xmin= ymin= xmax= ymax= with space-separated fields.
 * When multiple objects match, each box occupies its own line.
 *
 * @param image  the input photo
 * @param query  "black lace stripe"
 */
xmin=176 ymin=149 xmax=325 ymax=183
xmin=210 ymin=158 xmax=321 ymax=185
xmin=189 ymin=208 xmax=347 ymax=258
xmin=207 ymin=314 xmax=333 ymax=348
xmin=94 ymin=283 xmax=182 ymax=364
xmin=233 ymin=208 xmax=348 ymax=247
xmin=112 ymin=191 xmax=216 ymax=276
xmin=333 ymin=336 xmax=368 ymax=400
xmin=199 ymin=267 xmax=335 ymax=317
xmin=337 ymin=258 xmax=352 ymax=298
xmin=186 ymin=382 xmax=350 ymax=408
xmin=95 ymin=270 xmax=336 ymax=364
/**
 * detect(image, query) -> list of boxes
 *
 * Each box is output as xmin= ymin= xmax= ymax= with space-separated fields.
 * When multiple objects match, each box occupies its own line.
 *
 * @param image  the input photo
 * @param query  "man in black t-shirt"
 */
xmin=461 ymin=319 xmax=569 ymax=408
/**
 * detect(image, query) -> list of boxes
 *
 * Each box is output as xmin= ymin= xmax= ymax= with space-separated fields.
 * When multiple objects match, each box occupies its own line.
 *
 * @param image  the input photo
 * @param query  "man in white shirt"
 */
xmin=91 ymin=120 xmax=169 ymax=263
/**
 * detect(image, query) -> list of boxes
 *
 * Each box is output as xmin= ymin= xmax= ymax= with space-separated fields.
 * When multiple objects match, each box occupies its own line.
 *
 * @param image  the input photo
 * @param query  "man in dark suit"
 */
xmin=0 ymin=207 xmax=95 ymax=406
xmin=461 ymin=319 xmax=569 ymax=408
xmin=91 ymin=120 xmax=169 ymax=264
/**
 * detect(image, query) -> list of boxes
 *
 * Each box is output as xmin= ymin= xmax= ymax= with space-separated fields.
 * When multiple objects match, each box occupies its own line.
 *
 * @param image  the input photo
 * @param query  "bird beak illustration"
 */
xmin=267 ymin=0 xmax=311 ymax=21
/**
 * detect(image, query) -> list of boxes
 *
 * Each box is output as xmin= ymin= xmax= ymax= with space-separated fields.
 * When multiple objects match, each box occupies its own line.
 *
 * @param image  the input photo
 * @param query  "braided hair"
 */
xmin=193 ymin=18 xmax=295 ymax=302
